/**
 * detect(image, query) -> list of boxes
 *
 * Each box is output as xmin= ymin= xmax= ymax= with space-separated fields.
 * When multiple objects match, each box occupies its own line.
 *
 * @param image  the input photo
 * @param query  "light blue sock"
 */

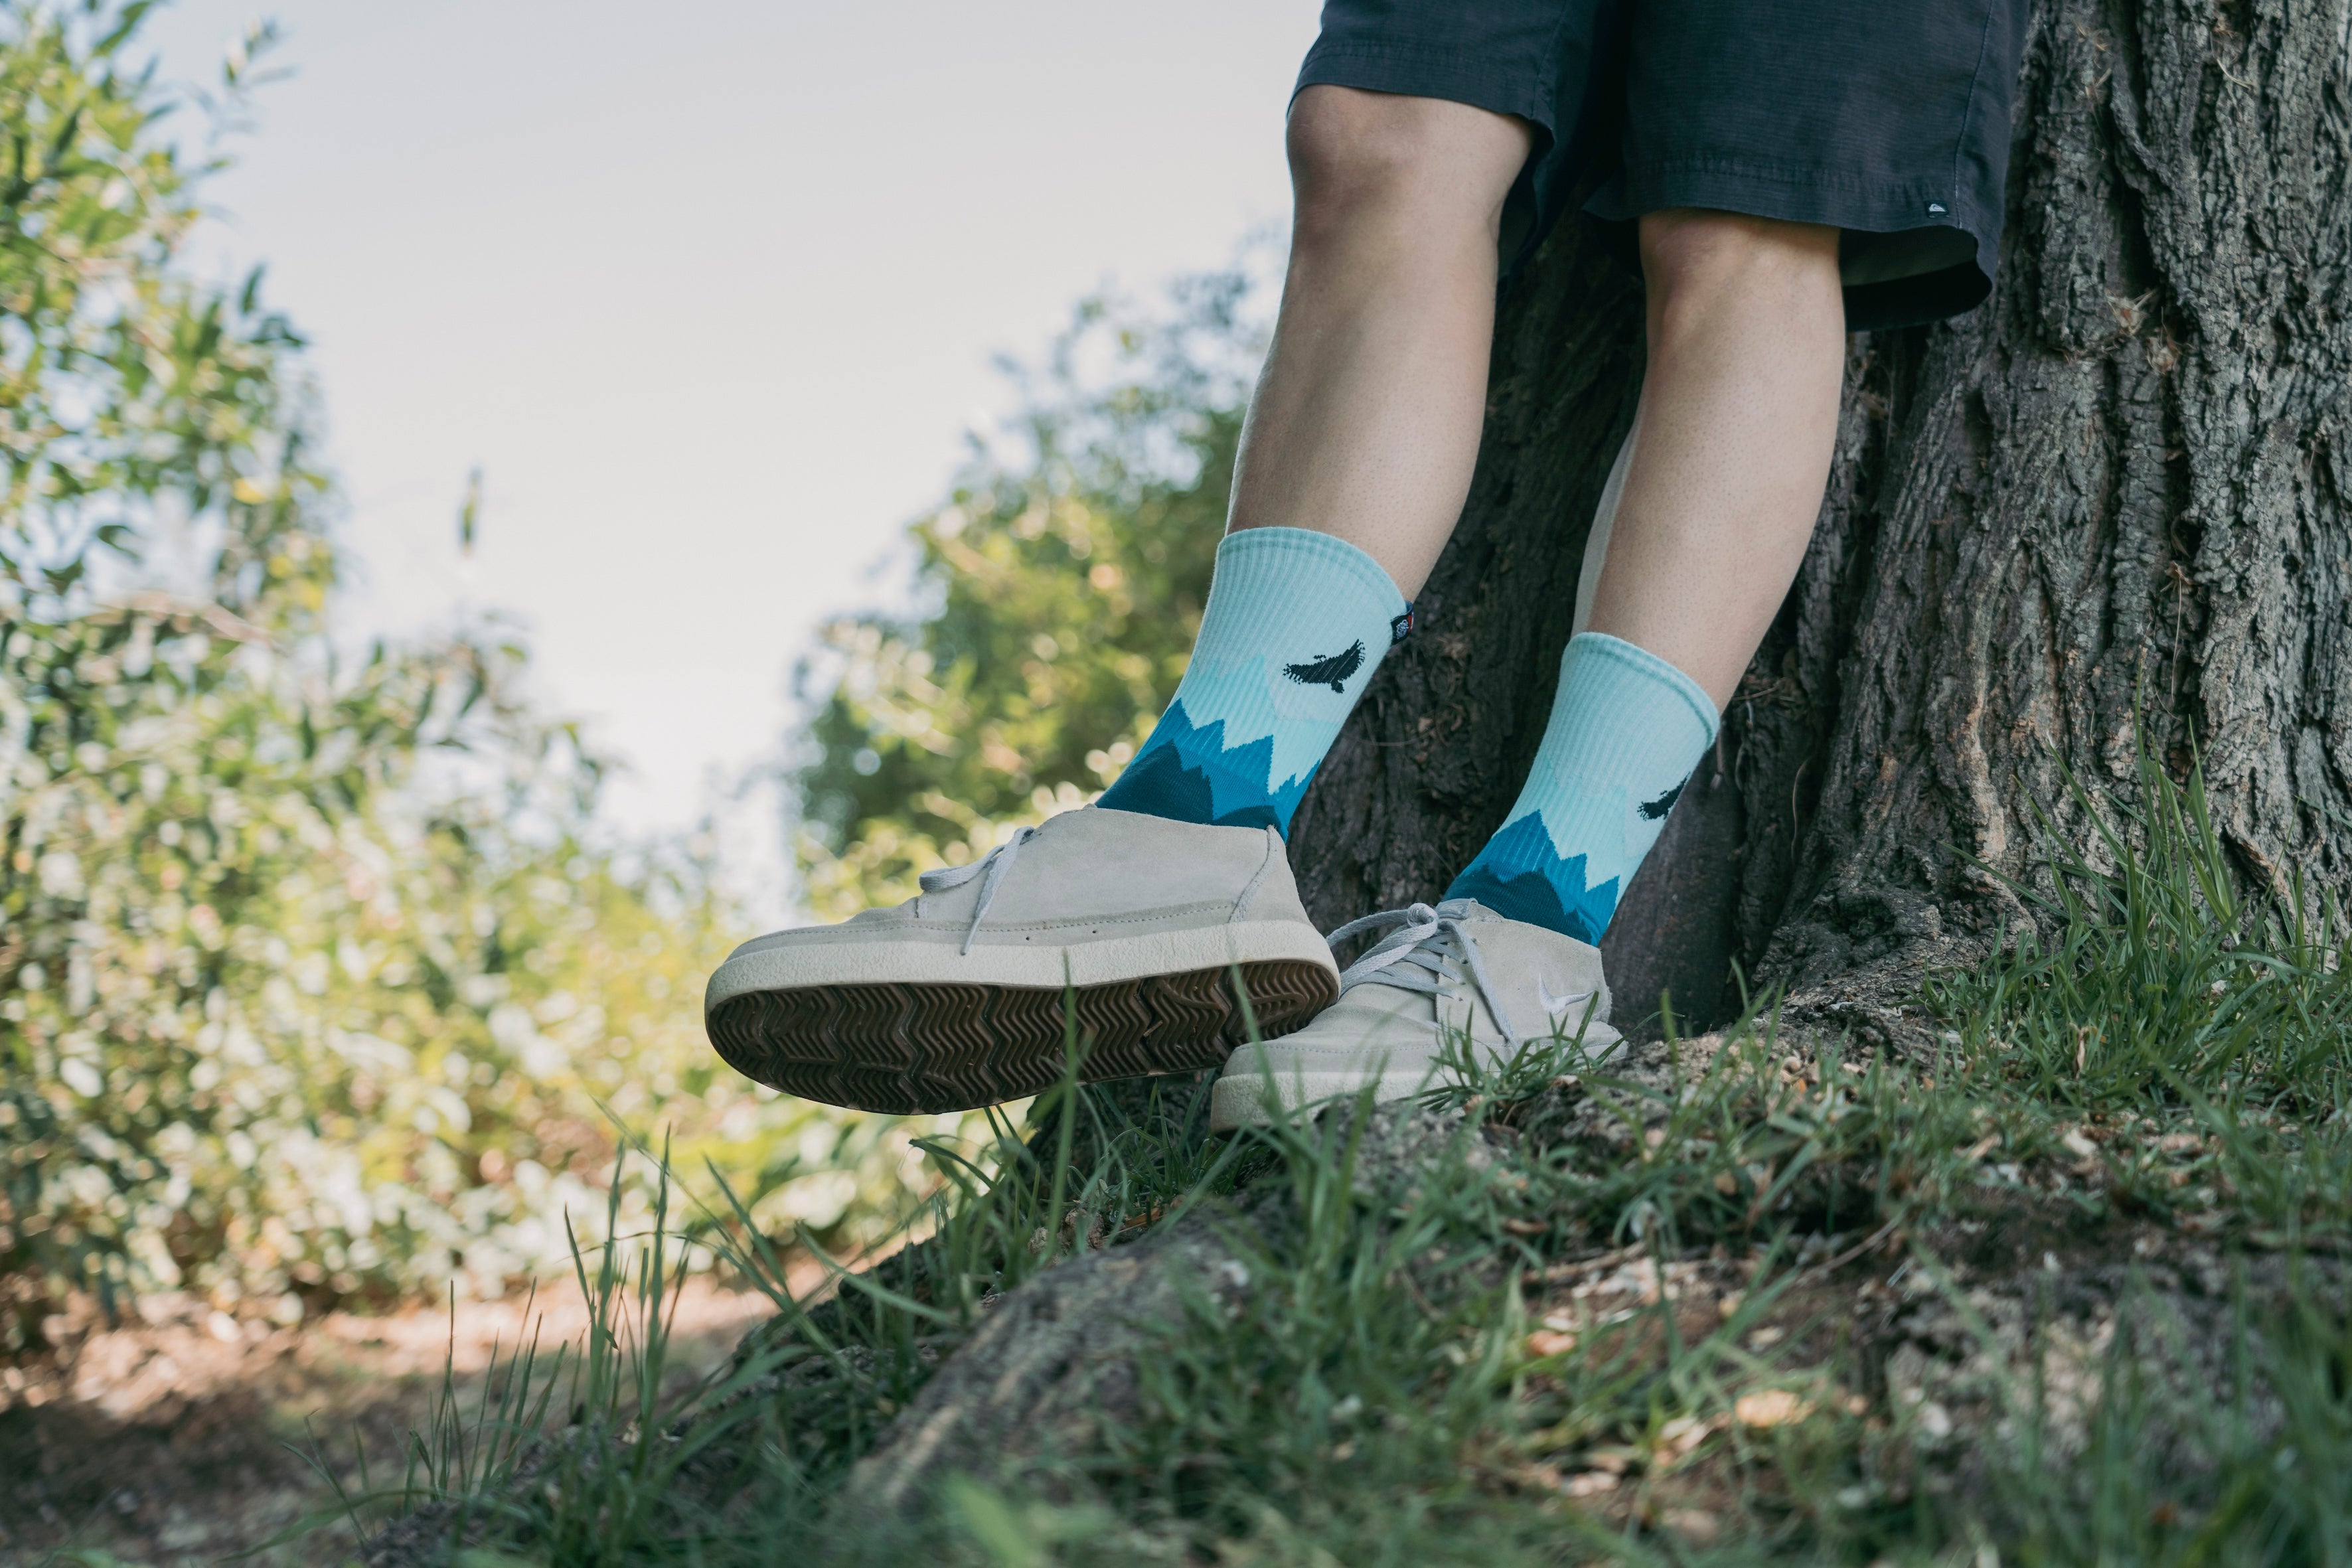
xmin=1445 ymin=633 xmax=1717 ymax=943
xmin=1098 ymin=526 xmax=1407 ymax=836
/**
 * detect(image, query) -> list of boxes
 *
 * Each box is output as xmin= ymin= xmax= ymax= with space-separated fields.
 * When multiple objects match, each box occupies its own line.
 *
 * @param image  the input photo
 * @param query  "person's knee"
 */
xmin=1640 ymin=208 xmax=1842 ymax=333
xmin=1287 ymin=86 xmax=1525 ymax=245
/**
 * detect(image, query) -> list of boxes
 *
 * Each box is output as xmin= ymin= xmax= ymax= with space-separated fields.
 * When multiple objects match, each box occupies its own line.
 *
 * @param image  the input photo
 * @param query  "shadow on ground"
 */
xmin=1 ymin=1281 xmax=779 ymax=1565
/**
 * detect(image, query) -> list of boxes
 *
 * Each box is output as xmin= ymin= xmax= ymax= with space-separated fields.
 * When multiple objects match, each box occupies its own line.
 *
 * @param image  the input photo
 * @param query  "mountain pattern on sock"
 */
xmin=1097 ymin=526 xmax=1407 ymax=836
xmin=1445 ymin=632 xmax=1717 ymax=943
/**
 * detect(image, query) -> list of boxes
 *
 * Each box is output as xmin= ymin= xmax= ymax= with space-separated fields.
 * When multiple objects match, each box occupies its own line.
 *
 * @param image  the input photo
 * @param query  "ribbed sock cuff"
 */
xmin=1566 ymin=632 xmax=1719 ymax=746
xmin=1214 ymin=526 xmax=1407 ymax=619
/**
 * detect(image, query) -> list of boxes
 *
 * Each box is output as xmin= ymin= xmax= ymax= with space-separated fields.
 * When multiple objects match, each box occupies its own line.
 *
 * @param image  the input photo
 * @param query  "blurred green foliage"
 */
xmin=0 ymin=1 xmax=952 ymax=1339
xmin=793 ymin=262 xmax=1270 ymax=916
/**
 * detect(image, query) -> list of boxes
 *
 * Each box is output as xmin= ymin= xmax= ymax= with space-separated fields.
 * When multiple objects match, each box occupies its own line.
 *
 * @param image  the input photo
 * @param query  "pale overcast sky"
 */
xmin=137 ymin=1 xmax=1316 ymax=911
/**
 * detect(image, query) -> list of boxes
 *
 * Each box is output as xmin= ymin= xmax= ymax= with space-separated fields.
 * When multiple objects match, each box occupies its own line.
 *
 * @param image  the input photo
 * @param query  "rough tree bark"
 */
xmin=1292 ymin=0 xmax=2352 ymax=1036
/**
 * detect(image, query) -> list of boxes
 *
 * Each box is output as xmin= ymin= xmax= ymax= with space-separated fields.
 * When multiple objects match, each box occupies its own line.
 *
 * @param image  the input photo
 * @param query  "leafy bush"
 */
xmin=0 ymin=2 xmax=951 ymax=1338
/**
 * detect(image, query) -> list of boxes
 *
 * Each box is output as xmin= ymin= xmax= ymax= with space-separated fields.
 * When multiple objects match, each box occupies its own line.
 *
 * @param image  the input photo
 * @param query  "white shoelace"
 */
xmin=1324 ymin=898 xmax=1528 ymax=1048
xmin=917 ymin=824 xmax=1042 ymax=955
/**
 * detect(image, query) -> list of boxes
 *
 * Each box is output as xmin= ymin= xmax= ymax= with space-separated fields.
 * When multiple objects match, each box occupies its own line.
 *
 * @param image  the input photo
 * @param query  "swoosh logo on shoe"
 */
xmin=1538 ymin=980 xmax=1594 ymax=1020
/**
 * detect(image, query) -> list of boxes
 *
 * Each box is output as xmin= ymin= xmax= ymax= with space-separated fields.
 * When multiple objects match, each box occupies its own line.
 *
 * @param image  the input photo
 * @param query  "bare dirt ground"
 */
xmin=1 ymin=1278 xmax=791 ymax=1566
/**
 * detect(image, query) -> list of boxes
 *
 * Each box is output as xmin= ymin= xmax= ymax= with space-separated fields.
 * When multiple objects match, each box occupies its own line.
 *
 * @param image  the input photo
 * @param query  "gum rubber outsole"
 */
xmin=705 ymin=959 xmax=1338 ymax=1114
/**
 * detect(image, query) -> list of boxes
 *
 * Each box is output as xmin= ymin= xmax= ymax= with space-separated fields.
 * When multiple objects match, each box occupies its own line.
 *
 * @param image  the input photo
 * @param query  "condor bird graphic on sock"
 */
xmin=1283 ymin=640 xmax=1366 ymax=694
xmin=1095 ymin=528 xmax=1409 ymax=837
xmin=1638 ymin=777 xmax=1688 ymax=821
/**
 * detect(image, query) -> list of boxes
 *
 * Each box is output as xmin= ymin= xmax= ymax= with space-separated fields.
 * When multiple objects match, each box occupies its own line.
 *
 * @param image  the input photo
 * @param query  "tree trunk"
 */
xmin=1291 ymin=0 xmax=2352 ymax=1035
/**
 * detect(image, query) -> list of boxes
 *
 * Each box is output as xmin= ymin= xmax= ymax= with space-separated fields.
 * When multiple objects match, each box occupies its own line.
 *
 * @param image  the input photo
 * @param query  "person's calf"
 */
xmin=1464 ymin=210 xmax=1834 ymax=953
xmin=1583 ymin=208 xmax=1845 ymax=707
xmin=1096 ymin=92 xmax=1518 ymax=843
xmin=1229 ymin=88 xmax=1530 ymax=597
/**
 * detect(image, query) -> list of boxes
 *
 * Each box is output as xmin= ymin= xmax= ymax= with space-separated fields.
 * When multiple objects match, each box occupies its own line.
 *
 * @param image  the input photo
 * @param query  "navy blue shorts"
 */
xmin=1297 ymin=0 xmax=2030 ymax=331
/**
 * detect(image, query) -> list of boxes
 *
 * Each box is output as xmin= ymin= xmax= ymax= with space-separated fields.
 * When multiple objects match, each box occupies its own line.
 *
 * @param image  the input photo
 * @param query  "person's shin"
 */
xmin=1571 ymin=421 xmax=1638 ymax=639
xmin=1444 ymin=632 xmax=1716 ymax=943
xmin=1097 ymin=527 xmax=1407 ymax=836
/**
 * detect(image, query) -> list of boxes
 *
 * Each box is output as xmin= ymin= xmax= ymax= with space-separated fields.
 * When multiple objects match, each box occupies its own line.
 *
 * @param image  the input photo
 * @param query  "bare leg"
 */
xmin=1584 ymin=209 xmax=1847 ymax=708
xmin=1227 ymin=86 xmax=1533 ymax=598
xmin=1570 ymin=424 xmax=1637 ymax=637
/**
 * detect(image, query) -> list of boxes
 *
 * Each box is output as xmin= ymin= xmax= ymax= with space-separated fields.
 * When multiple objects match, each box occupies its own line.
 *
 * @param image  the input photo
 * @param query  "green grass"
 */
xmin=1935 ymin=750 xmax=2352 ymax=1115
xmin=272 ymin=750 xmax=2351 ymax=1567
xmin=1988 ymin=1274 xmax=2352 ymax=1567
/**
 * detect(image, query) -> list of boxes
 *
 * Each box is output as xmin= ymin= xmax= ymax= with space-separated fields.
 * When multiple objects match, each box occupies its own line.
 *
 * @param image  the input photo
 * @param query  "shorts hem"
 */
xmin=1592 ymin=156 xmax=1980 ymax=235
xmin=1587 ymin=158 xmax=1996 ymax=331
xmin=1294 ymin=42 xmax=1556 ymax=132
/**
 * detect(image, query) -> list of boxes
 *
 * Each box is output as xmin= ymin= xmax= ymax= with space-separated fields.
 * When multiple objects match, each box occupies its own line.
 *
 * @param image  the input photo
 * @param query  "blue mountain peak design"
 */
xmin=1096 ymin=699 xmax=1314 ymax=835
xmin=1443 ymin=812 xmax=1620 ymax=945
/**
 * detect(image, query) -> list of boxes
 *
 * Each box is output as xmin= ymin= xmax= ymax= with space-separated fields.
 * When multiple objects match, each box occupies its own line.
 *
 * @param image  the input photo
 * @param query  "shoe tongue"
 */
xmin=1342 ymin=957 xmax=1484 ymax=1032
xmin=1334 ymin=970 xmax=1439 ymax=1016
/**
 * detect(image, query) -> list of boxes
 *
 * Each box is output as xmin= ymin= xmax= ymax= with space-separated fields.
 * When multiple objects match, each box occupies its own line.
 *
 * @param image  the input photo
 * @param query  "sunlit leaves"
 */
xmin=792 ymin=260 xmax=1270 ymax=916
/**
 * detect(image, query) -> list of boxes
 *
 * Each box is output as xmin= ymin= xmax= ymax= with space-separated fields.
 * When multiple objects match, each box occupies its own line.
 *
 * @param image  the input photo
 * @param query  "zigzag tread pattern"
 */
xmin=705 ymin=959 xmax=1338 ymax=1115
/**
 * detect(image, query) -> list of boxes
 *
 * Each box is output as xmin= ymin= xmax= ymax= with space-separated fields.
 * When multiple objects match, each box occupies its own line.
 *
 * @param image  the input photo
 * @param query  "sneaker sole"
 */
xmin=707 ymin=961 xmax=1336 ymax=1114
xmin=1207 ymin=1062 xmax=1434 ymax=1133
xmin=1206 ymin=1030 xmax=1632 ymax=1132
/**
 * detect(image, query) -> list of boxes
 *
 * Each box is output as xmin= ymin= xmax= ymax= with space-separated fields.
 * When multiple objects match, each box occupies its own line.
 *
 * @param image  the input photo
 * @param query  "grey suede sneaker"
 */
xmin=1208 ymin=898 xmax=1624 ymax=1131
xmin=706 ymin=807 xmax=1339 ymax=1114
